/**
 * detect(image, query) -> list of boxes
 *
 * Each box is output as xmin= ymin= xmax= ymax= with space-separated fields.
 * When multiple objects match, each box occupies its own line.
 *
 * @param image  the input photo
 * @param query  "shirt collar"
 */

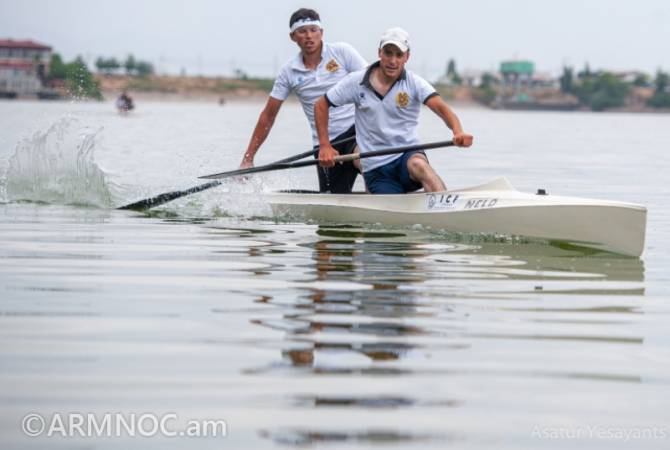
xmin=291 ymin=42 xmax=330 ymax=72
xmin=360 ymin=60 xmax=407 ymax=88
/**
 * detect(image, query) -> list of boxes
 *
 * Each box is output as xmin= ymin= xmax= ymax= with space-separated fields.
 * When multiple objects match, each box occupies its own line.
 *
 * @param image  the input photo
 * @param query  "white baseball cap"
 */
xmin=379 ymin=27 xmax=410 ymax=52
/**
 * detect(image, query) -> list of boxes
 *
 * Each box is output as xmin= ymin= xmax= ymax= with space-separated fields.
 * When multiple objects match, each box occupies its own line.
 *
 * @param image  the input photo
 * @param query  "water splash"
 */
xmin=145 ymin=172 xmax=280 ymax=218
xmin=1 ymin=117 xmax=115 ymax=207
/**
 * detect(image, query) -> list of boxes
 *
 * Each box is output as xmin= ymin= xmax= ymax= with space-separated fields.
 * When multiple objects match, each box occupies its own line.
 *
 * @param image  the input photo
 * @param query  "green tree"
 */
xmin=577 ymin=63 xmax=592 ymax=80
xmin=110 ymin=57 xmax=121 ymax=73
xmin=65 ymin=56 xmax=102 ymax=100
xmin=475 ymin=72 xmax=498 ymax=104
xmin=632 ymin=73 xmax=650 ymax=87
xmin=647 ymin=70 xmax=670 ymax=108
xmin=653 ymin=70 xmax=669 ymax=93
xmin=134 ymin=60 xmax=154 ymax=77
xmin=559 ymin=66 xmax=574 ymax=94
xmin=480 ymin=72 xmax=497 ymax=89
xmin=234 ymin=68 xmax=249 ymax=80
xmin=48 ymin=53 xmax=67 ymax=80
xmin=95 ymin=57 xmax=121 ymax=75
xmin=446 ymin=59 xmax=462 ymax=85
xmin=124 ymin=54 xmax=137 ymax=75
xmin=95 ymin=57 xmax=105 ymax=72
xmin=574 ymin=71 xmax=628 ymax=111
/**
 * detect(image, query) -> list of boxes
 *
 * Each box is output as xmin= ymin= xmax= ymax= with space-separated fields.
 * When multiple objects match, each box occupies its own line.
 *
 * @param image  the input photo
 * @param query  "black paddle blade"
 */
xmin=117 ymin=180 xmax=221 ymax=211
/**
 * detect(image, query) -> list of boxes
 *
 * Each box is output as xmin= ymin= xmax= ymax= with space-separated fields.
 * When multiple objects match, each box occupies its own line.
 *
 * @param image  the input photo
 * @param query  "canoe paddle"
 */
xmin=199 ymin=139 xmax=455 ymax=180
xmin=265 ymin=135 xmax=355 ymax=164
xmin=117 ymin=136 xmax=356 ymax=211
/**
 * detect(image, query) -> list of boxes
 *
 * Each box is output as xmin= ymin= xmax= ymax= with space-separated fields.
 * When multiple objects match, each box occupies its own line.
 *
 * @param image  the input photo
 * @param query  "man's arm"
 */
xmin=425 ymin=96 xmax=473 ymax=147
xmin=239 ymin=97 xmax=283 ymax=168
xmin=314 ymin=96 xmax=339 ymax=168
xmin=315 ymin=72 xmax=360 ymax=168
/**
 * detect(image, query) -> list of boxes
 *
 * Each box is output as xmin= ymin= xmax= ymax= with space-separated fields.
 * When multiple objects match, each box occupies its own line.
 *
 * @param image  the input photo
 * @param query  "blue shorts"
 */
xmin=363 ymin=151 xmax=426 ymax=194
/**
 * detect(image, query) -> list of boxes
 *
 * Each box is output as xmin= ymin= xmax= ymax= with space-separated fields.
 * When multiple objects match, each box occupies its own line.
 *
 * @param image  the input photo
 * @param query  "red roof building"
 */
xmin=0 ymin=39 xmax=52 ymax=50
xmin=0 ymin=39 xmax=53 ymax=97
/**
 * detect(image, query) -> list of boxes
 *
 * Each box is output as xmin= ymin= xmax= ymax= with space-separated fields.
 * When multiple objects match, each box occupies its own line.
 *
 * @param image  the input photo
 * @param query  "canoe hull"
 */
xmin=266 ymin=178 xmax=647 ymax=257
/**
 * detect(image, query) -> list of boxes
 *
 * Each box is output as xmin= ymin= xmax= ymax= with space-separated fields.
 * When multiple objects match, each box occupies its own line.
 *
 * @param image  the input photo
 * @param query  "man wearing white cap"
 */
xmin=315 ymin=27 xmax=473 ymax=194
xmin=239 ymin=8 xmax=367 ymax=193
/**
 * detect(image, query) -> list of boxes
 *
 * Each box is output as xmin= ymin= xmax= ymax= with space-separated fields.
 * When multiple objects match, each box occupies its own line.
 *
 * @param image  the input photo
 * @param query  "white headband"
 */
xmin=290 ymin=19 xmax=322 ymax=33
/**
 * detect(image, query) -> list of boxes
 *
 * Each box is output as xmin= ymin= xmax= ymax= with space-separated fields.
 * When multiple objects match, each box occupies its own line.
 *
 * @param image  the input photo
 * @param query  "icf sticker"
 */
xmin=427 ymin=193 xmax=459 ymax=210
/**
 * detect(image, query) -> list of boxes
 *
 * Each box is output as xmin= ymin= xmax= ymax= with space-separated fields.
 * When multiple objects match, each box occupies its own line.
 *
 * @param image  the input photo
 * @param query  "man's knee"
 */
xmin=407 ymin=154 xmax=430 ymax=176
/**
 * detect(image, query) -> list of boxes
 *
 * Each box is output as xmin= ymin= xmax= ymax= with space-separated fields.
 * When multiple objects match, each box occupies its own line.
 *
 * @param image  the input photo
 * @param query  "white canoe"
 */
xmin=266 ymin=177 xmax=647 ymax=257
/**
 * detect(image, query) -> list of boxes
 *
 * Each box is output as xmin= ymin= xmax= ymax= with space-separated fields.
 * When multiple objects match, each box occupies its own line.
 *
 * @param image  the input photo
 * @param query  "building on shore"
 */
xmin=500 ymin=60 xmax=535 ymax=90
xmin=494 ymin=59 xmax=579 ymax=111
xmin=0 ymin=39 xmax=52 ymax=98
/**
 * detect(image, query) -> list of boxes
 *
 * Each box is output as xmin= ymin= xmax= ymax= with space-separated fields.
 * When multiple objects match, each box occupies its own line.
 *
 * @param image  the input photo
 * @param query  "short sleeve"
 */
xmin=412 ymin=73 xmax=438 ymax=104
xmin=326 ymin=71 xmax=361 ymax=107
xmin=269 ymin=66 xmax=291 ymax=101
xmin=334 ymin=42 xmax=367 ymax=72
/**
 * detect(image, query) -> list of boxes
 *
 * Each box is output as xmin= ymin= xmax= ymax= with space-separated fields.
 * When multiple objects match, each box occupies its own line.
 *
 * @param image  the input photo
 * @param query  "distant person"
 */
xmin=315 ymin=27 xmax=473 ymax=194
xmin=238 ymin=8 xmax=367 ymax=193
xmin=116 ymin=90 xmax=134 ymax=113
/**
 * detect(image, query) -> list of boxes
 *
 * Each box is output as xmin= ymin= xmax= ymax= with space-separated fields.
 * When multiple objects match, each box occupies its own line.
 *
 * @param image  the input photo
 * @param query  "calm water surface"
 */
xmin=0 ymin=99 xmax=669 ymax=449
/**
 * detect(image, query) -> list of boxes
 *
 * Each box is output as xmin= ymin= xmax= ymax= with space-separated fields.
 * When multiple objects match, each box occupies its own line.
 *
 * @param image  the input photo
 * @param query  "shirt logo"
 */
xmin=396 ymin=91 xmax=410 ymax=108
xmin=325 ymin=59 xmax=340 ymax=73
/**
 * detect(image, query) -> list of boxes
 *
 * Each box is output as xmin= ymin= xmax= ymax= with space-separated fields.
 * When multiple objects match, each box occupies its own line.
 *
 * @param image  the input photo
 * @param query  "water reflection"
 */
xmin=291 ymin=395 xmax=462 ymax=408
xmin=248 ymin=224 xmax=647 ymax=446
xmin=259 ymin=428 xmax=443 ymax=447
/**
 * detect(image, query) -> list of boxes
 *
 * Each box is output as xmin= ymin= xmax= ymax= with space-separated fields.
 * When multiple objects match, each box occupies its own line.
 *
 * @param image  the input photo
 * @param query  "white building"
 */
xmin=0 ymin=39 xmax=52 ymax=97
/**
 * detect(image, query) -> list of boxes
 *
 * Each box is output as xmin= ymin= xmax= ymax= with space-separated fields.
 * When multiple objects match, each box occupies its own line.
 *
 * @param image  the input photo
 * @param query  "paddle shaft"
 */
xmin=117 ymin=135 xmax=357 ymax=211
xmin=272 ymin=135 xmax=355 ymax=164
xmin=199 ymin=140 xmax=455 ymax=180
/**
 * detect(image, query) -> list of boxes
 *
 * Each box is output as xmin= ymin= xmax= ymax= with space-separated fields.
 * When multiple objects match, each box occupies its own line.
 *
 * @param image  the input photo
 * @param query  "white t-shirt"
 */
xmin=325 ymin=61 xmax=439 ymax=172
xmin=270 ymin=42 xmax=367 ymax=145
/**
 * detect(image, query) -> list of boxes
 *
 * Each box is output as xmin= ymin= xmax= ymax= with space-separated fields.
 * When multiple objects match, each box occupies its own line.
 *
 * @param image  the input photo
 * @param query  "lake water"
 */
xmin=1 ymin=99 xmax=669 ymax=449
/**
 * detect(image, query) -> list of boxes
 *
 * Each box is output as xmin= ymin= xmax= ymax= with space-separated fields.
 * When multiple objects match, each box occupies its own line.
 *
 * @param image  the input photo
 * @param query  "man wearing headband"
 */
xmin=315 ymin=27 xmax=473 ymax=194
xmin=239 ymin=8 xmax=367 ymax=193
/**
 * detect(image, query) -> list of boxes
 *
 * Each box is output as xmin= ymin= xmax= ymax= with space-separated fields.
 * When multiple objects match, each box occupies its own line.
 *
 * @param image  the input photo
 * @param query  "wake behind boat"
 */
xmin=266 ymin=177 xmax=647 ymax=257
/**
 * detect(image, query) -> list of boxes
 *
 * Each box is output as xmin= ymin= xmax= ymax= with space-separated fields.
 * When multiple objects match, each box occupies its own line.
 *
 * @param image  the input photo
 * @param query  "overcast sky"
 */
xmin=2 ymin=0 xmax=669 ymax=80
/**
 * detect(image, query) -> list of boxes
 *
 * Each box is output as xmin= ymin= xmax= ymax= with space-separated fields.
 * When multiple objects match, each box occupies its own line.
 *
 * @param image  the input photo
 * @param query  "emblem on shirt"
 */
xmin=396 ymin=91 xmax=410 ymax=108
xmin=325 ymin=59 xmax=340 ymax=73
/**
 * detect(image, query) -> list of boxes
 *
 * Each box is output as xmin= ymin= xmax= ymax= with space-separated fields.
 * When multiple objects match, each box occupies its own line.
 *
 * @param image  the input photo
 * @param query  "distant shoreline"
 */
xmin=95 ymin=74 xmax=669 ymax=113
xmin=97 ymin=74 xmax=271 ymax=102
xmin=3 ymin=73 xmax=667 ymax=113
